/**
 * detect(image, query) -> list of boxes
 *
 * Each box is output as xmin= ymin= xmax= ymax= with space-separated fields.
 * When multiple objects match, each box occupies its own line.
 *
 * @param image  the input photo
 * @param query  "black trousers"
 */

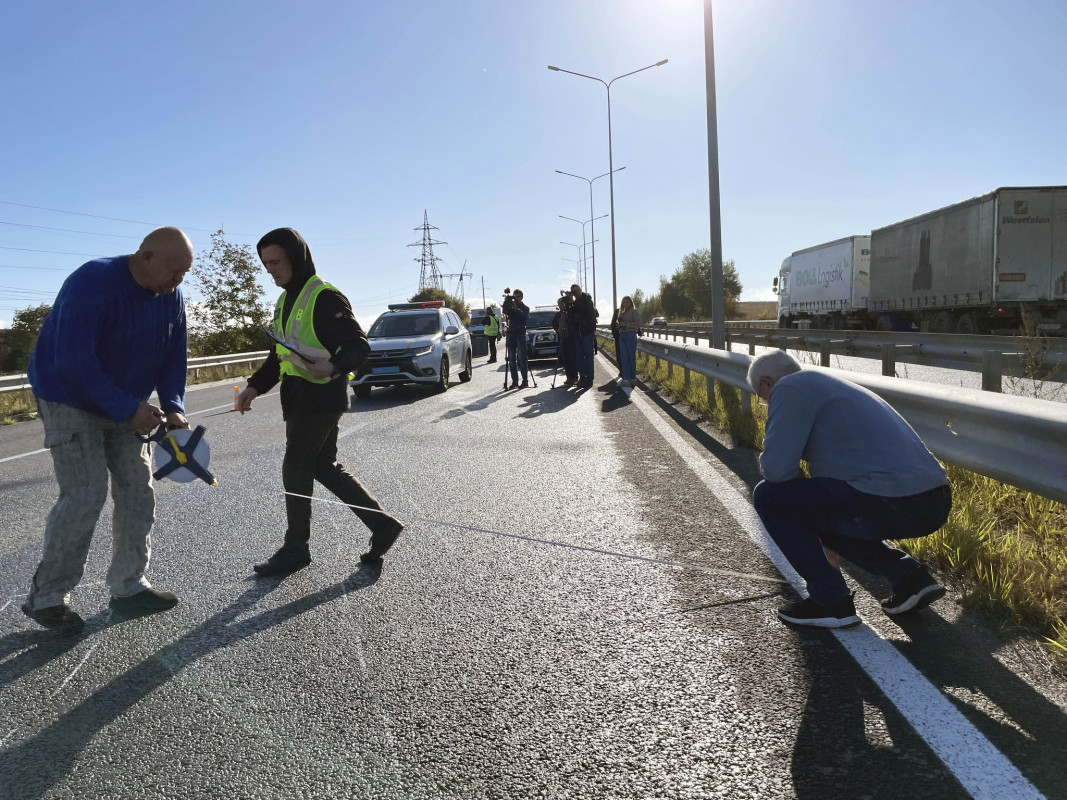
xmin=487 ymin=335 xmax=497 ymax=360
xmin=282 ymin=411 xmax=400 ymax=546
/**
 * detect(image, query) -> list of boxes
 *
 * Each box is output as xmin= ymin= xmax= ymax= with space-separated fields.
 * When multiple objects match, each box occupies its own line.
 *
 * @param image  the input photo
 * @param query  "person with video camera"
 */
xmin=501 ymin=288 xmax=530 ymax=389
xmin=552 ymin=292 xmax=579 ymax=385
xmin=569 ymin=283 xmax=598 ymax=388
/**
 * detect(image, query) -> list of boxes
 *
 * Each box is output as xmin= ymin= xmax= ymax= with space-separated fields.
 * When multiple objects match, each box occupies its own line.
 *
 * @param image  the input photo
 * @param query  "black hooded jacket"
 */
xmin=246 ymin=228 xmax=370 ymax=417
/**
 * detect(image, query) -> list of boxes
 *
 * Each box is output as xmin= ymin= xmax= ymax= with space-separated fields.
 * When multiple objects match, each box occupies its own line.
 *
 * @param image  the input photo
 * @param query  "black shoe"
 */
xmin=253 ymin=544 xmax=312 ymax=576
xmin=487 ymin=358 xmax=497 ymax=363
xmin=22 ymin=603 xmax=85 ymax=632
xmin=518 ymin=381 xmax=529 ymax=388
xmin=577 ymin=381 xmax=593 ymax=389
xmin=778 ymin=593 xmax=861 ymax=628
xmin=109 ymin=588 xmax=180 ymax=618
xmin=360 ymin=523 xmax=404 ymax=567
xmin=881 ymin=568 xmax=945 ymax=615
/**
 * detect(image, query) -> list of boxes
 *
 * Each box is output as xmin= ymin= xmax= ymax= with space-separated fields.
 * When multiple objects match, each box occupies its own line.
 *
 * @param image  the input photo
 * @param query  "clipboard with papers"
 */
xmin=263 ymin=328 xmax=314 ymax=361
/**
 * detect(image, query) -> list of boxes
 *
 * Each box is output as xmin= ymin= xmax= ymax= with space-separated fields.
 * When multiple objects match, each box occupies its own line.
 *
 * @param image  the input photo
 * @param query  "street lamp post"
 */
xmin=560 ymin=241 xmax=583 ymax=288
xmin=559 ymin=213 xmax=607 ymax=294
xmin=560 ymin=257 xmax=581 ymax=286
xmin=549 ymin=60 xmax=668 ymax=314
xmin=556 ymin=170 xmax=622 ymax=308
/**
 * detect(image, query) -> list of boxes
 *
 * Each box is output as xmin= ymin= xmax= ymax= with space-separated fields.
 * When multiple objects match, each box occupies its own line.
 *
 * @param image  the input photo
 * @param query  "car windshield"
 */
xmin=369 ymin=312 xmax=440 ymax=338
xmin=527 ymin=311 xmax=556 ymax=329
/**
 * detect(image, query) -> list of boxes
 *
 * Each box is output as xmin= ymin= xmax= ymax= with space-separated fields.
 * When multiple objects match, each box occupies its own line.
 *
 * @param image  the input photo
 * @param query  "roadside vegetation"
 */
xmin=628 ymin=344 xmax=1067 ymax=661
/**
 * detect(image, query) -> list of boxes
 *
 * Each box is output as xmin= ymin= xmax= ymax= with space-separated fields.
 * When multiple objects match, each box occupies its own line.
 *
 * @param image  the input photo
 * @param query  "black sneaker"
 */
xmin=253 ymin=544 xmax=312 ymax=577
xmin=360 ymin=523 xmax=404 ymax=567
xmin=109 ymin=588 xmax=180 ymax=619
xmin=22 ymin=603 xmax=85 ymax=632
xmin=778 ymin=593 xmax=861 ymax=628
xmin=881 ymin=568 xmax=946 ymax=615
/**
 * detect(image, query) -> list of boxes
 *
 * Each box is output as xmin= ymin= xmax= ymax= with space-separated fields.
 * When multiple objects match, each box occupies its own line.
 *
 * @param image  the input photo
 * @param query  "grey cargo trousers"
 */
xmin=25 ymin=400 xmax=155 ymax=611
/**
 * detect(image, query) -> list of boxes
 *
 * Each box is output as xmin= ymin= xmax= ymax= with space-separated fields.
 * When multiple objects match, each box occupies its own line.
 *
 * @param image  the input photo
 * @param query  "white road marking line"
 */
xmin=0 ymin=448 xmax=46 ymax=464
xmin=0 ymin=391 xmax=279 ymax=465
xmin=616 ymin=355 xmax=1044 ymax=800
xmin=49 ymin=643 xmax=100 ymax=699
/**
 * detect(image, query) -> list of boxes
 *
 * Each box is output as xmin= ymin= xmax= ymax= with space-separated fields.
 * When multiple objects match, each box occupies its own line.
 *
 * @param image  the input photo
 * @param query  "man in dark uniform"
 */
xmin=236 ymin=228 xmax=403 ymax=574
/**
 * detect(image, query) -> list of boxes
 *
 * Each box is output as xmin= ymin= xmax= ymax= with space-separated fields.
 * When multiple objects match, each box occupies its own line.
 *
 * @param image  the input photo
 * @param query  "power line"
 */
xmin=0 ymin=199 xmax=225 ymax=234
xmin=0 ymin=246 xmax=107 ymax=257
xmin=0 ymin=220 xmax=141 ymax=238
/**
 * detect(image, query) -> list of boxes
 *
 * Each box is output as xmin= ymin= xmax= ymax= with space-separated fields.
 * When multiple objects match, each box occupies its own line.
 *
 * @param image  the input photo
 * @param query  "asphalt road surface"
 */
xmin=1 ymin=354 xmax=1065 ymax=800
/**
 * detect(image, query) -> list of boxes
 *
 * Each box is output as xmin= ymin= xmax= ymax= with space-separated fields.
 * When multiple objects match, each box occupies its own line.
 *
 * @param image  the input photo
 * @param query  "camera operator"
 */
xmin=502 ymin=288 xmax=530 ymax=389
xmin=552 ymin=292 xmax=579 ymax=385
xmin=569 ymin=283 xmax=598 ymax=388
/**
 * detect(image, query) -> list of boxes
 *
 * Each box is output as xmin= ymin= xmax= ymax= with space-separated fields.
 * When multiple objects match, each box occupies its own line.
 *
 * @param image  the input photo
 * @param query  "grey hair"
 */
xmin=747 ymin=350 xmax=802 ymax=393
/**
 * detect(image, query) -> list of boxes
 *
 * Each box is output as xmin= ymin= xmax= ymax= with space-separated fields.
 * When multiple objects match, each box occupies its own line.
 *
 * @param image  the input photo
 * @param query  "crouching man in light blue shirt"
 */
xmin=749 ymin=351 xmax=951 ymax=629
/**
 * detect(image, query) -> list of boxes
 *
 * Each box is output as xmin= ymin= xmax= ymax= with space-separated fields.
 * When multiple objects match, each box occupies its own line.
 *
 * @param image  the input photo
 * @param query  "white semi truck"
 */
xmin=773 ymin=235 xmax=871 ymax=329
xmin=774 ymin=186 xmax=1067 ymax=334
xmin=868 ymin=186 xmax=1067 ymax=334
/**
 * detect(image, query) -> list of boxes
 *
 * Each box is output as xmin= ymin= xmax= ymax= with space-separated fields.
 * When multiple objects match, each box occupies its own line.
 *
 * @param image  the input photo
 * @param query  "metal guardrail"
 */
xmin=643 ymin=324 xmax=1067 ymax=392
xmin=607 ymin=332 xmax=1067 ymax=505
xmin=0 ymin=351 xmax=270 ymax=396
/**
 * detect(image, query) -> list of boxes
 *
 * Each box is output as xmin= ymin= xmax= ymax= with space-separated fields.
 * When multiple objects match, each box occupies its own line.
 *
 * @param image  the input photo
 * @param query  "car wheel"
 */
xmin=436 ymin=355 xmax=450 ymax=393
xmin=353 ymin=385 xmax=372 ymax=399
xmin=459 ymin=349 xmax=472 ymax=382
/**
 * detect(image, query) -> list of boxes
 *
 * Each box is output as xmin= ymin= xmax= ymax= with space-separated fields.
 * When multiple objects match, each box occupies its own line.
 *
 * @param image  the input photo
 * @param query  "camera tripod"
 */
xmin=502 ymin=333 xmax=535 ymax=390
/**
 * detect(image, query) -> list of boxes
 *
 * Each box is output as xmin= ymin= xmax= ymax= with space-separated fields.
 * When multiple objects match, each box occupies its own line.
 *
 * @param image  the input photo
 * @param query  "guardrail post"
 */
xmin=742 ymin=389 xmax=752 ymax=415
xmin=881 ymin=344 xmax=896 ymax=377
xmin=684 ymin=366 xmax=690 ymax=387
xmin=748 ymin=342 xmax=756 ymax=356
xmin=706 ymin=377 xmax=717 ymax=409
xmin=982 ymin=351 xmax=1004 ymax=393
xmin=820 ymin=341 xmax=831 ymax=368
xmin=667 ymin=360 xmax=673 ymax=378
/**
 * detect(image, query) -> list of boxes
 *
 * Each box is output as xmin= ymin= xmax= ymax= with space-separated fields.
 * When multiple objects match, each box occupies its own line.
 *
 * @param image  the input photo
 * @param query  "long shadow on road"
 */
xmin=0 ymin=568 xmax=380 ymax=800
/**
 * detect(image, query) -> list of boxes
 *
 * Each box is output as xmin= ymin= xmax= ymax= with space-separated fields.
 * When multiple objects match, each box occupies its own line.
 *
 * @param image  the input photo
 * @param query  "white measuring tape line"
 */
xmin=282 ymin=491 xmax=791 ymax=586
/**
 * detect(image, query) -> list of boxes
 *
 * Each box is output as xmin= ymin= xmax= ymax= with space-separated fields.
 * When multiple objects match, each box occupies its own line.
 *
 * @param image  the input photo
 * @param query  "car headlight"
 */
xmin=411 ymin=345 xmax=435 ymax=357
xmin=534 ymin=332 xmax=557 ymax=343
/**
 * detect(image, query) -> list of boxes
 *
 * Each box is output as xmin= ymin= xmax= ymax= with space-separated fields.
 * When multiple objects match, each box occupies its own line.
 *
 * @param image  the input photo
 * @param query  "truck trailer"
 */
xmin=773 ymin=235 xmax=871 ymax=329
xmin=869 ymin=186 xmax=1067 ymax=334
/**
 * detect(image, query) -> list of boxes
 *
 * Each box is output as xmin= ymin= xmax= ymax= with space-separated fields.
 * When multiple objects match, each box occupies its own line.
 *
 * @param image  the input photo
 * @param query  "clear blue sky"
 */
xmin=2 ymin=0 xmax=1065 ymax=328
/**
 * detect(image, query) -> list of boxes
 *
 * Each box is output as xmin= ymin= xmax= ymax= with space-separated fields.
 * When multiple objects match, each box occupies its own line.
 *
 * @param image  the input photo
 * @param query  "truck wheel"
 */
xmin=955 ymin=312 xmax=976 ymax=335
xmin=459 ymin=349 xmax=472 ymax=382
xmin=353 ymin=385 xmax=371 ymax=399
xmin=931 ymin=311 xmax=954 ymax=333
xmin=436 ymin=355 xmax=450 ymax=393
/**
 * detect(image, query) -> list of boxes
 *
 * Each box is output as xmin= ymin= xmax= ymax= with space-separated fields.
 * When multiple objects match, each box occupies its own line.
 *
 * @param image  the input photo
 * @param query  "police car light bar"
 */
xmin=387 ymin=301 xmax=445 ymax=310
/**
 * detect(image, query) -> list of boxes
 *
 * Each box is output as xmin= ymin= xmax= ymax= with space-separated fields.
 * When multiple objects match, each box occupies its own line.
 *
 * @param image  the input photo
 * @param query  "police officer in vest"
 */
xmin=237 ymin=228 xmax=404 ymax=574
xmin=483 ymin=306 xmax=500 ymax=363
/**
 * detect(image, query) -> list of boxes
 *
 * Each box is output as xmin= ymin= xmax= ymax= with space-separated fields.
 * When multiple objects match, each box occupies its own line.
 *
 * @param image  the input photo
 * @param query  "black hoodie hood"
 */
xmin=257 ymin=227 xmax=317 ymax=291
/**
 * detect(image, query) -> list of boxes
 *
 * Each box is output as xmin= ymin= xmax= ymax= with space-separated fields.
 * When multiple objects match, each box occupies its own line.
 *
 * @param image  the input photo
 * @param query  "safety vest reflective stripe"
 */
xmin=274 ymin=277 xmax=335 ymax=383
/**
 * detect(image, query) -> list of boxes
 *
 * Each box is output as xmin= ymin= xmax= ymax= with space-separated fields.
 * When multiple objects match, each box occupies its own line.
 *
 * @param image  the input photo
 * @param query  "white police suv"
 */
xmin=351 ymin=301 xmax=472 ymax=398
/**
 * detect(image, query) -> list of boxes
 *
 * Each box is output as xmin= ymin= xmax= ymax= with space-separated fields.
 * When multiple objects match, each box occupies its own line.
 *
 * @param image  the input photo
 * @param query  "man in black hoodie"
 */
xmin=236 ymin=228 xmax=404 ymax=574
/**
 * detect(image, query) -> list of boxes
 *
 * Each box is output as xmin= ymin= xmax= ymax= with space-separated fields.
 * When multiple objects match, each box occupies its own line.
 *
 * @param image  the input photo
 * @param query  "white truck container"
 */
xmin=869 ymin=186 xmax=1067 ymax=334
xmin=774 ymin=235 xmax=871 ymax=329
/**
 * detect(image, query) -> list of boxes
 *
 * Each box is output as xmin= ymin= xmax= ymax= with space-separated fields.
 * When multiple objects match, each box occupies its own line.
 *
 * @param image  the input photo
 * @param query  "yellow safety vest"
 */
xmin=484 ymin=313 xmax=499 ymax=337
xmin=273 ymin=276 xmax=336 ymax=384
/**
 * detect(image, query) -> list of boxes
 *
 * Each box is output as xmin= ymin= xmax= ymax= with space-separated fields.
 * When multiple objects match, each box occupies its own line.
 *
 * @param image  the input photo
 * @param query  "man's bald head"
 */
xmin=130 ymin=226 xmax=194 ymax=294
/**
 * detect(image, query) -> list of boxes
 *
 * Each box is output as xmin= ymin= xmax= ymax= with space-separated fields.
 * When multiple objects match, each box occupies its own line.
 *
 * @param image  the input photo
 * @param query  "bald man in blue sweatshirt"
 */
xmin=749 ymin=350 xmax=951 ymax=629
xmin=23 ymin=227 xmax=193 ymax=631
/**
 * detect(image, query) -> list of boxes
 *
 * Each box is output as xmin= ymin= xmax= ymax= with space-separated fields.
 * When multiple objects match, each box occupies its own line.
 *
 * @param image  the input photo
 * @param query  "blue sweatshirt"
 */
xmin=760 ymin=370 xmax=947 ymax=497
xmin=29 ymin=256 xmax=187 ymax=422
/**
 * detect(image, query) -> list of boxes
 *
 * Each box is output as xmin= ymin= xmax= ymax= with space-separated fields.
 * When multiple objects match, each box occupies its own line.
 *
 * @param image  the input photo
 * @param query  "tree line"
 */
xmin=629 ymin=248 xmax=743 ymax=323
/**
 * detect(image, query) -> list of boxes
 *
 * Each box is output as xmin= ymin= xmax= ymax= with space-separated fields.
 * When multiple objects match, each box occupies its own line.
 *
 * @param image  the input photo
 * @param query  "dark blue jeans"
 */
xmin=752 ymin=478 xmax=951 ymax=605
xmin=577 ymin=333 xmax=595 ymax=384
xmin=507 ymin=334 xmax=529 ymax=385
